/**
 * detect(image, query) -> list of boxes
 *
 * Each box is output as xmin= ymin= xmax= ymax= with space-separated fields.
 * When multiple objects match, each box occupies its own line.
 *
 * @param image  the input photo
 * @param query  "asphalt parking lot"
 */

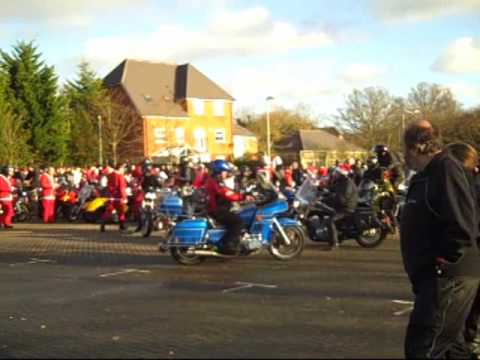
xmin=0 ymin=223 xmax=411 ymax=359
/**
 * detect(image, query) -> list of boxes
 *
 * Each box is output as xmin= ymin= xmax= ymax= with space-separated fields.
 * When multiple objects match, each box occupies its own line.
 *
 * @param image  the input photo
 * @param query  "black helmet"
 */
xmin=373 ymin=145 xmax=393 ymax=168
xmin=372 ymin=144 xmax=389 ymax=156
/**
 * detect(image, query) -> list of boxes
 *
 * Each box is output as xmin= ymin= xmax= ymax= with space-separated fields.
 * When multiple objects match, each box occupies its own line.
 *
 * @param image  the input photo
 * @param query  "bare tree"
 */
xmin=407 ymin=82 xmax=461 ymax=125
xmin=336 ymin=87 xmax=398 ymax=150
xmin=100 ymin=90 xmax=143 ymax=166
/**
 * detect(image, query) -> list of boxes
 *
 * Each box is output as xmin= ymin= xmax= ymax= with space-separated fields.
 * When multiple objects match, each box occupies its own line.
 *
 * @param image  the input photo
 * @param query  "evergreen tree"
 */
xmin=0 ymin=71 xmax=30 ymax=165
xmin=0 ymin=41 xmax=69 ymax=165
xmin=63 ymin=61 xmax=106 ymax=166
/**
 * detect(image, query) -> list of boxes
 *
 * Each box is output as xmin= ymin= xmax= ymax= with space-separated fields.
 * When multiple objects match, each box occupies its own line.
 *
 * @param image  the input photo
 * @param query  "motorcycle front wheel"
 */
xmin=141 ymin=211 xmax=154 ymax=238
xmin=170 ymin=247 xmax=206 ymax=266
xmin=14 ymin=204 xmax=31 ymax=223
xmin=269 ymin=225 xmax=305 ymax=261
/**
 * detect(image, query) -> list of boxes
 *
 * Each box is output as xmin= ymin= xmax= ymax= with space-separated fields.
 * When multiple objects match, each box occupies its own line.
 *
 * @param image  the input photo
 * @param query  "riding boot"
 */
xmin=100 ymin=221 xmax=106 ymax=233
xmin=119 ymin=222 xmax=127 ymax=232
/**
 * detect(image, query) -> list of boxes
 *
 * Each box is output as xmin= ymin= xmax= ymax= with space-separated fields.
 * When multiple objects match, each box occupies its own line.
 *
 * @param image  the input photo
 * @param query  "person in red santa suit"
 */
xmin=40 ymin=166 xmax=58 ymax=224
xmin=0 ymin=166 xmax=15 ymax=229
xmin=100 ymin=162 xmax=128 ymax=232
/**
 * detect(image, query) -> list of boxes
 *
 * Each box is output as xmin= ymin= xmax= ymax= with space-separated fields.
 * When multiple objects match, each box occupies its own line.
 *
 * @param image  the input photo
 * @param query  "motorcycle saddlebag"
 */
xmin=172 ymin=219 xmax=208 ymax=246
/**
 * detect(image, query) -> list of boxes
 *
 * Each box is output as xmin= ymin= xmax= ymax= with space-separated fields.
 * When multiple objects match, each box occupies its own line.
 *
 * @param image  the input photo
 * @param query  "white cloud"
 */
xmin=217 ymin=60 xmax=389 ymax=116
xmin=339 ymin=63 xmax=388 ymax=85
xmin=208 ymin=7 xmax=274 ymax=36
xmin=0 ymin=0 xmax=151 ymax=27
xmin=432 ymin=37 xmax=480 ymax=74
xmin=370 ymin=0 xmax=480 ymax=22
xmin=83 ymin=7 xmax=334 ymax=70
xmin=447 ymin=82 xmax=480 ymax=102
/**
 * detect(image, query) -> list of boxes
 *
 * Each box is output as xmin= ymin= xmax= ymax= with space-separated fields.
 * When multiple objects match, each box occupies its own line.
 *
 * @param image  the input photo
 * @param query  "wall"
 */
xmin=233 ymin=135 xmax=258 ymax=159
xmin=143 ymin=99 xmax=234 ymax=160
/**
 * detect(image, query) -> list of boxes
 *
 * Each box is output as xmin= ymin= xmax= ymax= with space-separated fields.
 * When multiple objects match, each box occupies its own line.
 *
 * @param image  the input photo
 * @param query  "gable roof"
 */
xmin=104 ymin=59 xmax=234 ymax=117
xmin=275 ymin=129 xmax=365 ymax=152
xmin=233 ymin=124 xmax=256 ymax=137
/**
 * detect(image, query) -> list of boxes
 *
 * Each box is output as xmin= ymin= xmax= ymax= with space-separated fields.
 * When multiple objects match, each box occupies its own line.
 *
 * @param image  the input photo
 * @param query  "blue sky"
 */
xmin=0 ymin=0 xmax=479 ymax=120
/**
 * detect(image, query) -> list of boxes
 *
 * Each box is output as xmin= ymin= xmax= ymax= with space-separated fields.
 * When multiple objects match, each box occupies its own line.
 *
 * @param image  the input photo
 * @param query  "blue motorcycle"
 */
xmin=141 ymin=186 xmax=206 ymax=238
xmin=158 ymin=193 xmax=306 ymax=265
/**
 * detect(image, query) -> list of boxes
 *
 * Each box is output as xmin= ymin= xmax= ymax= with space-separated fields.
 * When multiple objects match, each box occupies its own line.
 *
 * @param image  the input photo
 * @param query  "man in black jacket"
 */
xmin=401 ymin=120 xmax=479 ymax=359
xmin=323 ymin=167 xmax=359 ymax=250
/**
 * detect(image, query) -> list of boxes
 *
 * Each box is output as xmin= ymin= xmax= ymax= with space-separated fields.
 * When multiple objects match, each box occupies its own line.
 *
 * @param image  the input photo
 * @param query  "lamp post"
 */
xmin=97 ymin=115 xmax=103 ymax=166
xmin=399 ymin=108 xmax=421 ymax=144
xmin=266 ymin=96 xmax=274 ymax=161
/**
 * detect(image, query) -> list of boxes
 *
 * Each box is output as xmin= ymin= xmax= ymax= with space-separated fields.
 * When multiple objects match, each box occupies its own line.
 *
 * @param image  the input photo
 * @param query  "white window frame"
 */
xmin=175 ymin=128 xmax=185 ymax=143
xmin=192 ymin=99 xmax=205 ymax=116
xmin=194 ymin=128 xmax=207 ymax=152
xmin=213 ymin=100 xmax=225 ymax=117
xmin=214 ymin=129 xmax=226 ymax=143
xmin=153 ymin=128 xmax=166 ymax=144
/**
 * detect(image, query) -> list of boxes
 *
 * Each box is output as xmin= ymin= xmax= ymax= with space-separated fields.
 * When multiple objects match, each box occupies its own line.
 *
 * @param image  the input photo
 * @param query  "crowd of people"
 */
xmin=0 ymin=145 xmax=405 ymax=230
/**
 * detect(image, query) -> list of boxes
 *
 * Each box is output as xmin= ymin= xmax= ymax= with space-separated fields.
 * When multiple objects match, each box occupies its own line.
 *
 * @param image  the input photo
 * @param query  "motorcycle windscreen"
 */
xmin=295 ymin=179 xmax=317 ymax=205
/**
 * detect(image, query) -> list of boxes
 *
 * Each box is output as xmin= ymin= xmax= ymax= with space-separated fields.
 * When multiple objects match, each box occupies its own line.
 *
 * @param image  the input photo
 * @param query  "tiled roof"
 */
xmin=104 ymin=59 xmax=234 ymax=117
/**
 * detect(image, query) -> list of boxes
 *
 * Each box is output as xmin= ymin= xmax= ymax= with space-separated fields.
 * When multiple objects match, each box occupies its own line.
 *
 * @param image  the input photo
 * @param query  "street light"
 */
xmin=402 ymin=108 xmax=421 ymax=132
xmin=266 ymin=96 xmax=274 ymax=161
xmin=97 ymin=115 xmax=103 ymax=166
xmin=399 ymin=107 xmax=421 ymax=144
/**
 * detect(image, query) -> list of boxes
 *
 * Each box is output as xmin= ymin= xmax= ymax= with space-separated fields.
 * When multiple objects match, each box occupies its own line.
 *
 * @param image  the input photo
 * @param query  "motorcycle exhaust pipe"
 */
xmin=188 ymin=250 xmax=233 ymax=258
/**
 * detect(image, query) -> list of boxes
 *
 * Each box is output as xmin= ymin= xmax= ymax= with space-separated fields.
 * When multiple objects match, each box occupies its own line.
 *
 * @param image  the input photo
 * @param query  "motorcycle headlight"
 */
xmin=293 ymin=200 xmax=300 ymax=209
xmin=145 ymin=193 xmax=157 ymax=200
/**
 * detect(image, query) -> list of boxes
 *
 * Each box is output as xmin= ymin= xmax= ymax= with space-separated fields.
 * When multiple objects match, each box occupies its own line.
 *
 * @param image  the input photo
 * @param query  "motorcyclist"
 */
xmin=323 ymin=167 xmax=359 ymax=250
xmin=177 ymin=157 xmax=195 ymax=187
xmin=204 ymin=160 xmax=252 ymax=255
xmin=237 ymin=165 xmax=254 ymax=191
xmin=141 ymin=164 xmax=162 ymax=192
xmin=371 ymin=144 xmax=405 ymax=192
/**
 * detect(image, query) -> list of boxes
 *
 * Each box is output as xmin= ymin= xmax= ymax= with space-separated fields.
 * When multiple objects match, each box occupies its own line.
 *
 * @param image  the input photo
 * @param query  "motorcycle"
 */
xmin=294 ymin=179 xmax=389 ymax=248
xmin=56 ymin=185 xmax=79 ymax=221
xmin=13 ymin=189 xmax=33 ymax=223
xmin=69 ymin=184 xmax=96 ymax=222
xmin=358 ymin=178 xmax=397 ymax=234
xmin=141 ymin=186 xmax=207 ymax=238
xmin=158 ymin=188 xmax=306 ymax=265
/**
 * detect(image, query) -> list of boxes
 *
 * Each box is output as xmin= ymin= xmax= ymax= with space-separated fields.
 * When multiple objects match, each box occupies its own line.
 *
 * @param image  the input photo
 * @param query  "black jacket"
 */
xmin=327 ymin=176 xmax=358 ymax=214
xmin=142 ymin=175 xmax=162 ymax=192
xmin=400 ymin=151 xmax=479 ymax=283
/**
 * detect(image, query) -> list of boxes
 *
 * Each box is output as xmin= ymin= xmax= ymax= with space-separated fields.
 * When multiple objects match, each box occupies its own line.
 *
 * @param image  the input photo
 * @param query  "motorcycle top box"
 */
xmin=160 ymin=196 xmax=183 ymax=216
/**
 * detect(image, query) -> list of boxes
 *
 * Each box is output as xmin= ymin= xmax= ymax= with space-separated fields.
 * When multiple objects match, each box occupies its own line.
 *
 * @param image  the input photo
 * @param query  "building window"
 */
xmin=213 ymin=100 xmax=225 ymax=117
xmin=175 ymin=128 xmax=185 ymax=143
xmin=215 ymin=129 xmax=226 ymax=143
xmin=194 ymin=128 xmax=207 ymax=152
xmin=153 ymin=128 xmax=166 ymax=144
xmin=192 ymin=99 xmax=205 ymax=116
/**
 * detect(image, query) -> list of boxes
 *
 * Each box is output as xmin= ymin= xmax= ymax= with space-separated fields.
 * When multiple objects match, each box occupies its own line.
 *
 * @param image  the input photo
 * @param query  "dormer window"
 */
xmin=193 ymin=99 xmax=205 ymax=116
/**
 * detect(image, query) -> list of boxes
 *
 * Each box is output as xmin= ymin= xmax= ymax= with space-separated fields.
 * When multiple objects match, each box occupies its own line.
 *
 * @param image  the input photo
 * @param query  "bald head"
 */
xmin=404 ymin=120 xmax=441 ymax=155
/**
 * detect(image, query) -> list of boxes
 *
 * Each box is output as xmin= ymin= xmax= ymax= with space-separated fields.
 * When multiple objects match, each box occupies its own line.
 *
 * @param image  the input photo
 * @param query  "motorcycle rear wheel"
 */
xmin=269 ymin=226 xmax=305 ymax=261
xmin=170 ymin=248 xmax=206 ymax=266
xmin=356 ymin=227 xmax=387 ymax=248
